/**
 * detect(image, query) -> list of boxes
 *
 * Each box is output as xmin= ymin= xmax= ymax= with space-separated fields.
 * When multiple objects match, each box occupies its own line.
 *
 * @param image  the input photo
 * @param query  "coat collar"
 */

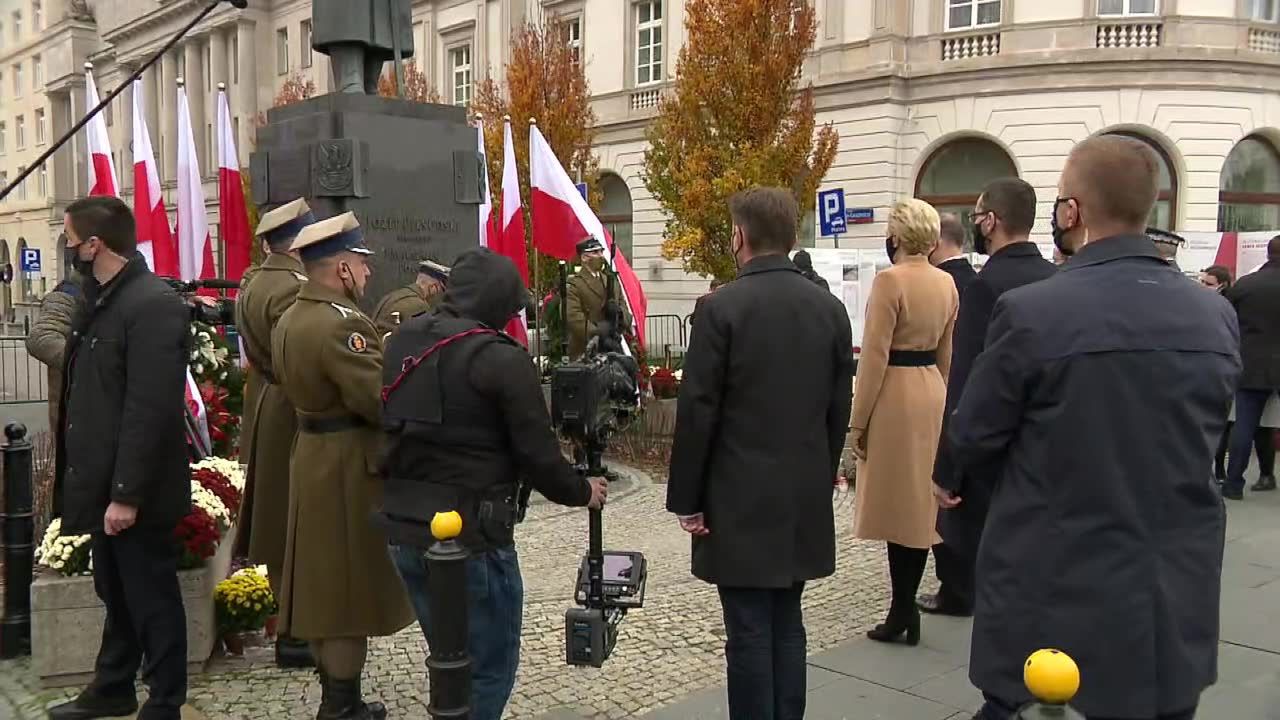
xmin=91 ymin=253 xmax=150 ymax=309
xmin=298 ymin=280 xmax=358 ymax=311
xmin=936 ymin=256 xmax=972 ymax=271
xmin=737 ymin=254 xmax=799 ymax=279
xmin=986 ymin=241 xmax=1044 ymax=262
xmin=1061 ymin=234 xmax=1164 ymax=272
xmin=262 ymin=252 xmax=304 ymax=272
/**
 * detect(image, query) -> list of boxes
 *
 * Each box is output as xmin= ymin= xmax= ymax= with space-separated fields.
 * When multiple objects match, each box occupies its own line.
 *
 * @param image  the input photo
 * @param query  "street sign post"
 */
xmin=818 ymin=188 xmax=847 ymax=246
xmin=19 ymin=248 xmax=39 ymax=274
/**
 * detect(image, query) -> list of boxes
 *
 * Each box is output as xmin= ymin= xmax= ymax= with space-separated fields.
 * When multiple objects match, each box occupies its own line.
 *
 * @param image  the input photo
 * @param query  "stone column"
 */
xmin=68 ymin=80 xmax=86 ymax=199
xmin=119 ymin=65 xmax=135 ymax=191
xmin=47 ymin=90 xmax=73 ymax=202
xmin=235 ymin=20 xmax=257 ymax=158
xmin=183 ymin=40 xmax=205 ymax=174
xmin=209 ymin=28 xmax=228 ymax=96
xmin=474 ymin=0 xmax=488 ymax=80
xmin=161 ymin=50 xmax=179 ymax=181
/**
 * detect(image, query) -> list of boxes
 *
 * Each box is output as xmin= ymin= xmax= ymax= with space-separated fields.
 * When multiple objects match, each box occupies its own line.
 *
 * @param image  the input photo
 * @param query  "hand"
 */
xmin=104 ymin=502 xmax=138 ymax=535
xmin=849 ymin=428 xmax=868 ymax=462
xmin=678 ymin=513 xmax=710 ymax=536
xmin=190 ymin=295 xmax=218 ymax=307
xmin=932 ymin=484 xmax=962 ymax=509
xmin=586 ymin=476 xmax=609 ymax=510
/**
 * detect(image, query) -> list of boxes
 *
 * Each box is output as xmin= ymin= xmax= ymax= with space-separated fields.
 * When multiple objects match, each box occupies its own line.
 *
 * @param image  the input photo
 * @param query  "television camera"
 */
xmin=162 ymin=277 xmax=239 ymax=326
xmin=548 ymin=250 xmax=647 ymax=668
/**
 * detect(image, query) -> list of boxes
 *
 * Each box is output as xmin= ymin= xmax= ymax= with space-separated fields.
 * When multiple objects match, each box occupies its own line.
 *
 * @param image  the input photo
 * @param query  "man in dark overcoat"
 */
xmin=667 ymin=188 xmax=854 ymax=720
xmin=930 ymin=212 xmax=978 ymax=293
xmin=950 ymin=135 xmax=1238 ymax=720
xmin=920 ymin=179 xmax=1056 ymax=617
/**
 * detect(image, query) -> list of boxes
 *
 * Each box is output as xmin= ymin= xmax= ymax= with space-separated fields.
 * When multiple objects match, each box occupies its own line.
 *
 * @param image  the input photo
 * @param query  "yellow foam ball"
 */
xmin=1024 ymin=649 xmax=1080 ymax=704
xmin=430 ymin=511 xmax=463 ymax=541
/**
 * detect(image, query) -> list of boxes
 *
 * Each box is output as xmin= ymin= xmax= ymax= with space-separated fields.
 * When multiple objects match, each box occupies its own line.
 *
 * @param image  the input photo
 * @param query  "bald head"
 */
xmin=1062 ymin=135 xmax=1160 ymax=229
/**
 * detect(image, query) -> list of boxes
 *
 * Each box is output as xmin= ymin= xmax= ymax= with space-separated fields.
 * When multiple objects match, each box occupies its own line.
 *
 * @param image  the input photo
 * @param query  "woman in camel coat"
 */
xmin=849 ymin=198 xmax=958 ymax=646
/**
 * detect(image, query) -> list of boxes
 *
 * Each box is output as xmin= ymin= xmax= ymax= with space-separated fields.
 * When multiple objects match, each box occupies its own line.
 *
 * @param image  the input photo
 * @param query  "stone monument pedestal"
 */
xmin=251 ymin=94 xmax=484 ymax=313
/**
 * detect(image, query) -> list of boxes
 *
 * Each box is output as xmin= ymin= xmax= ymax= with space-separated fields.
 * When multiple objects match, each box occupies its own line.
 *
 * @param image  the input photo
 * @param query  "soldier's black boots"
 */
xmin=316 ymin=675 xmax=387 ymax=720
xmin=46 ymin=690 xmax=138 ymax=719
xmin=276 ymin=636 xmax=316 ymax=668
xmin=1252 ymin=474 xmax=1277 ymax=492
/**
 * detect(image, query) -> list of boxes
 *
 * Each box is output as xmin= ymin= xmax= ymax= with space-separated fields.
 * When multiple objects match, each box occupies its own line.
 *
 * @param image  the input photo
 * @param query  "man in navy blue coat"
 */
xmin=951 ymin=135 xmax=1238 ymax=720
xmin=920 ymin=178 xmax=1056 ymax=618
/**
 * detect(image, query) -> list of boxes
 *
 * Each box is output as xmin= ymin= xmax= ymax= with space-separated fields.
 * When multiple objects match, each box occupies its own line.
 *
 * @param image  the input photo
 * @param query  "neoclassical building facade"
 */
xmin=1 ymin=0 xmax=1278 ymax=322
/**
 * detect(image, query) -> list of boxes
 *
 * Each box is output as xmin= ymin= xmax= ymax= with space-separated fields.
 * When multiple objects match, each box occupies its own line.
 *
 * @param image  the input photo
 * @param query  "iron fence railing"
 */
xmin=0 ymin=338 xmax=47 ymax=404
xmin=644 ymin=314 xmax=687 ymax=363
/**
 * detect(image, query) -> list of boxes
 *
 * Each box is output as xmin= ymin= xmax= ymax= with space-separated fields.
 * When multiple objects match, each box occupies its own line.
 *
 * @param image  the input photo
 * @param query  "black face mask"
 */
xmin=885 ymin=236 xmax=897 ymax=264
xmin=72 ymin=243 xmax=96 ymax=277
xmin=972 ymin=212 xmax=991 ymax=255
xmin=1051 ymin=197 xmax=1077 ymax=257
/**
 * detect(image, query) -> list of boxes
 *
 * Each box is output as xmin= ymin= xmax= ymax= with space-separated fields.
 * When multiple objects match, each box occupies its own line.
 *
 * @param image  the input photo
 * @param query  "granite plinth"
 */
xmin=30 ymin=524 xmax=238 ymax=687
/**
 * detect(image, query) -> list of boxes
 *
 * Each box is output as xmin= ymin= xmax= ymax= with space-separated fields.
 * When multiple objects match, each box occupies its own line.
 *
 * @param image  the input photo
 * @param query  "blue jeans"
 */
xmin=388 ymin=543 xmax=524 ymax=720
xmin=1226 ymin=389 xmax=1279 ymax=492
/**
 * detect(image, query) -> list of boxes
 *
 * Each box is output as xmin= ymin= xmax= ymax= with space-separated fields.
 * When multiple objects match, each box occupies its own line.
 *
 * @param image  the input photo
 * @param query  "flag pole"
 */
xmin=530 ymin=117 xmax=542 ymax=364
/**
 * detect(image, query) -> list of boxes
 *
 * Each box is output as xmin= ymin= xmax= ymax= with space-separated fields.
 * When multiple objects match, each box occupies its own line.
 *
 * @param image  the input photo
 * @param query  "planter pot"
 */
xmin=31 ymin=523 xmax=239 ymax=688
xmin=264 ymin=614 xmax=279 ymax=639
xmin=642 ymin=397 xmax=679 ymax=436
xmin=221 ymin=632 xmax=245 ymax=656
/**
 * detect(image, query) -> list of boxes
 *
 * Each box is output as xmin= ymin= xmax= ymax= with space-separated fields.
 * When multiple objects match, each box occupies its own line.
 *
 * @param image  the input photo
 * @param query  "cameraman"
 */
xmin=379 ymin=247 xmax=607 ymax=720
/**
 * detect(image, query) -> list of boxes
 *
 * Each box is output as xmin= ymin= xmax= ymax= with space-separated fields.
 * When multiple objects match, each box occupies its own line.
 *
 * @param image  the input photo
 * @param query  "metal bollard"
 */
xmin=1016 ymin=649 xmax=1085 ymax=719
xmin=426 ymin=511 xmax=471 ymax=720
xmin=0 ymin=422 xmax=33 ymax=659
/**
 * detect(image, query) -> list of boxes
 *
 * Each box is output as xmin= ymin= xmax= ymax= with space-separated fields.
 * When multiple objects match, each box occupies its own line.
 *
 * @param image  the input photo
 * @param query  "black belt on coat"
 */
xmin=887 ymin=349 xmax=937 ymax=367
xmin=298 ymin=414 xmax=366 ymax=434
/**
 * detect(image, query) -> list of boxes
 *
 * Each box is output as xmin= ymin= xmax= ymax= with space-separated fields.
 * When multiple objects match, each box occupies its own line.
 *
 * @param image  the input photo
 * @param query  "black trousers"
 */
xmin=717 ymin=583 xmax=807 ymax=720
xmin=980 ymin=693 xmax=1195 ymax=720
xmin=90 ymin=527 xmax=187 ymax=719
xmin=1214 ymin=420 xmax=1274 ymax=480
xmin=930 ymin=541 xmax=974 ymax=609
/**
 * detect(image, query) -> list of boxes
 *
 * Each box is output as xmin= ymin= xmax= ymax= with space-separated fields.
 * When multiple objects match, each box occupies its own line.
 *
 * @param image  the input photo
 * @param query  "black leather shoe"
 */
xmin=276 ymin=636 xmax=316 ymax=669
xmin=916 ymin=592 xmax=972 ymax=617
xmin=47 ymin=693 xmax=138 ymax=720
xmin=1251 ymin=475 xmax=1276 ymax=492
xmin=1222 ymin=485 xmax=1244 ymax=501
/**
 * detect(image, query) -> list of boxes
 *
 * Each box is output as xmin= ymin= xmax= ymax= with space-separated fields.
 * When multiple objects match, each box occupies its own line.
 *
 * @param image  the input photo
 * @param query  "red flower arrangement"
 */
xmin=174 ymin=505 xmax=221 ymax=570
xmin=194 ymin=467 xmax=242 ymax=518
xmin=199 ymin=382 xmax=240 ymax=459
xmin=650 ymin=367 xmax=679 ymax=400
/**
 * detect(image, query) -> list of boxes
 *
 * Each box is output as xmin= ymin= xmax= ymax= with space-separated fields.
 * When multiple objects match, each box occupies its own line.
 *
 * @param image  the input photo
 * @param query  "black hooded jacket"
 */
xmin=792 ymin=250 xmax=830 ymax=292
xmin=379 ymin=248 xmax=590 ymax=549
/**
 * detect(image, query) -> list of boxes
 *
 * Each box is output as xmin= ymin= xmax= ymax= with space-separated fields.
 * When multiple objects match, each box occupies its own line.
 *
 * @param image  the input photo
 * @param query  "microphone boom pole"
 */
xmin=0 ymin=0 xmax=246 ymax=203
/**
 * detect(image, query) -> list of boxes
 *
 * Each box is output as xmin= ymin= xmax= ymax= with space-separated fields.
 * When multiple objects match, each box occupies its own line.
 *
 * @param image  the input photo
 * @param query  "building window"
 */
xmin=104 ymin=98 xmax=113 ymax=126
xmin=13 ymin=63 xmax=21 ymax=97
xmin=946 ymin=0 xmax=1001 ymax=30
xmin=450 ymin=44 xmax=472 ymax=106
xmin=915 ymin=136 xmax=1017 ymax=246
xmin=31 ymin=0 xmax=40 ymax=31
xmin=635 ymin=1 xmax=663 ymax=86
xmin=15 ymin=166 xmax=25 ymax=200
xmin=32 ymin=54 xmax=40 ymax=89
xmin=37 ymin=164 xmax=45 ymax=197
xmin=599 ymin=173 xmax=634 ymax=262
xmin=0 ymin=121 xmax=5 ymax=153
xmin=205 ymin=43 xmax=212 ymax=90
xmin=1098 ymin=0 xmax=1158 ymax=16
xmin=561 ymin=16 xmax=583 ymax=66
xmin=1250 ymin=0 xmax=1278 ymax=21
xmin=14 ymin=115 xmax=24 ymax=149
xmin=1103 ymin=132 xmax=1177 ymax=230
xmin=276 ymin=28 xmax=289 ymax=75
xmin=0 ymin=22 xmax=5 ymax=48
xmin=176 ymin=51 xmax=185 ymax=81
xmin=34 ymin=108 xmax=44 ymax=144
xmin=301 ymin=20 xmax=313 ymax=69
xmin=1218 ymin=135 xmax=1280 ymax=232
xmin=232 ymin=32 xmax=240 ymax=84
xmin=12 ymin=11 xmax=20 ymax=40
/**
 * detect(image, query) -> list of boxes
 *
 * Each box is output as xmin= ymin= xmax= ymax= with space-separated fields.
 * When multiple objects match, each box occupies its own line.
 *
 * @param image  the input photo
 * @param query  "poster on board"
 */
xmin=1236 ymin=232 xmax=1274 ymax=276
xmin=795 ymin=248 xmax=890 ymax=348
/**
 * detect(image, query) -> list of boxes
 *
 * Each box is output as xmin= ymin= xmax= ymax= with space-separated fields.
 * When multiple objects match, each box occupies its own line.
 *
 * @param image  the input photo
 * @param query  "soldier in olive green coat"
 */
xmin=274 ymin=212 xmax=413 ymax=720
xmin=370 ymin=259 xmax=449 ymax=337
xmin=566 ymin=236 xmax=632 ymax=359
xmin=234 ymin=198 xmax=315 ymax=669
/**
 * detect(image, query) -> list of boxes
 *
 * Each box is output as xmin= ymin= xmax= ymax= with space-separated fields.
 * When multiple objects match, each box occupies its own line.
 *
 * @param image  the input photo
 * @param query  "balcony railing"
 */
xmin=941 ymin=32 xmax=1001 ymax=61
xmin=629 ymin=88 xmax=662 ymax=111
xmin=1096 ymin=22 xmax=1162 ymax=49
xmin=1249 ymin=27 xmax=1280 ymax=54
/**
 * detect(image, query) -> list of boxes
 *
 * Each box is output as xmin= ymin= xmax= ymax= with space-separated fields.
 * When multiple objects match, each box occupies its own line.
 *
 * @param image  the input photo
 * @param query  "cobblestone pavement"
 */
xmin=0 ymin=466 xmax=905 ymax=719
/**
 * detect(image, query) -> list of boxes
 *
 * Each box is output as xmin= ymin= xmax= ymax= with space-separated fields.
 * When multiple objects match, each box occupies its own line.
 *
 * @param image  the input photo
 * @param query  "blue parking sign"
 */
xmin=20 ymin=247 xmax=40 ymax=273
xmin=818 ymin=188 xmax=847 ymax=236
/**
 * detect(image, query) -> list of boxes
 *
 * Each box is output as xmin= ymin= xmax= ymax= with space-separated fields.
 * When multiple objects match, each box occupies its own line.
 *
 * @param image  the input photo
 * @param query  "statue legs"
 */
xmin=328 ymin=44 xmax=367 ymax=94
xmin=363 ymin=57 xmax=386 ymax=95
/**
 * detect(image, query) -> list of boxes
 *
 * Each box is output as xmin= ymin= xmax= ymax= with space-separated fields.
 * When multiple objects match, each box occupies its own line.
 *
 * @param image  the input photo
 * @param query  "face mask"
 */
xmin=1051 ymin=198 xmax=1077 ymax=257
xmin=972 ymin=213 xmax=991 ymax=255
xmin=73 ymin=241 xmax=97 ymax=277
xmin=885 ymin=236 xmax=897 ymax=264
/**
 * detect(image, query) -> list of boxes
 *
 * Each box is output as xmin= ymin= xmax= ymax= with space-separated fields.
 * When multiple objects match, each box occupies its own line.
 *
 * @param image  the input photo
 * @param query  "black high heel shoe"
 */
xmin=866 ymin=609 xmax=921 ymax=646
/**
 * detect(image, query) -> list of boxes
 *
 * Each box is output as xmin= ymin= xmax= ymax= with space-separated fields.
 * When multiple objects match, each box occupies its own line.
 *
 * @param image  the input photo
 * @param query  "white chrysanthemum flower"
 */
xmin=193 ymin=362 xmax=204 ymax=375
xmin=198 ymin=331 xmax=211 ymax=342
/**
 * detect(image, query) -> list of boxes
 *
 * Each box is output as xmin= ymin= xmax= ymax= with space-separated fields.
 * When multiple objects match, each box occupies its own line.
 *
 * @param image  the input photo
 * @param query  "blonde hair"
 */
xmin=888 ymin=199 xmax=941 ymax=256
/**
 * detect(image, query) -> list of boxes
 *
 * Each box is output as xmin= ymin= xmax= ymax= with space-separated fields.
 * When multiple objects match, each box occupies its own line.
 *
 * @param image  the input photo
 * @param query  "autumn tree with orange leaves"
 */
xmin=378 ymin=61 xmax=441 ymax=103
xmin=471 ymin=15 xmax=598 ymax=293
xmin=643 ymin=0 xmax=838 ymax=283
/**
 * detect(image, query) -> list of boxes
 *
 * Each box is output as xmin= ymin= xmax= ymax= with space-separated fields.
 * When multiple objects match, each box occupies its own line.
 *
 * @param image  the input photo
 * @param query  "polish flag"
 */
xmin=216 ymin=84 xmax=251 ymax=288
xmin=529 ymin=123 xmax=647 ymax=345
xmin=131 ymin=79 xmax=178 ymax=276
xmin=84 ymin=64 xmax=118 ymax=197
xmin=497 ymin=119 xmax=529 ymax=347
xmin=175 ymin=79 xmax=215 ymax=283
xmin=476 ymin=119 xmax=497 ymax=248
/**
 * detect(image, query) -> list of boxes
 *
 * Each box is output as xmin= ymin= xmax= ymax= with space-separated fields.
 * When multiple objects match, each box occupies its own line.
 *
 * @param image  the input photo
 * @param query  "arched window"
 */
xmin=1104 ymin=131 xmax=1177 ymax=231
xmin=599 ymin=173 xmax=634 ymax=262
xmin=915 ymin=137 xmax=1017 ymax=243
xmin=16 ymin=238 xmax=30 ymax=301
xmin=1218 ymin=135 xmax=1280 ymax=232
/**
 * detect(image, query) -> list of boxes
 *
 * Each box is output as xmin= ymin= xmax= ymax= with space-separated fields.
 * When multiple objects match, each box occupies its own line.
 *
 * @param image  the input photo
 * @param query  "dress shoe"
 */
xmin=276 ymin=636 xmax=316 ymax=668
xmin=1222 ymin=485 xmax=1244 ymax=501
xmin=1251 ymin=475 xmax=1276 ymax=492
xmin=916 ymin=592 xmax=972 ymax=617
xmin=866 ymin=607 xmax=921 ymax=646
xmin=47 ymin=692 xmax=138 ymax=720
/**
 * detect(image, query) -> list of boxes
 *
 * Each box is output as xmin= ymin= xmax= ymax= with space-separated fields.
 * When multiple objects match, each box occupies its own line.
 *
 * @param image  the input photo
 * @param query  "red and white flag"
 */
xmin=131 ymin=79 xmax=178 ymax=276
xmin=530 ymin=124 xmax=647 ymax=345
xmin=216 ymin=85 xmax=251 ymax=288
xmin=176 ymin=80 xmax=215 ymax=283
xmin=496 ymin=119 xmax=530 ymax=346
xmin=477 ymin=121 xmax=497 ymax=248
xmin=84 ymin=64 xmax=118 ymax=197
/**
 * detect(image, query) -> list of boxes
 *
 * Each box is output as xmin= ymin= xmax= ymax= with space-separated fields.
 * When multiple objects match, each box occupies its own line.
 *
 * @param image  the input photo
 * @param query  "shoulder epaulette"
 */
xmin=329 ymin=302 xmax=355 ymax=319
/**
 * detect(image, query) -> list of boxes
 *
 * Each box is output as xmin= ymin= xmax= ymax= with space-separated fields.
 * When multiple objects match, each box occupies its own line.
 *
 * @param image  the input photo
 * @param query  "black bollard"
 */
xmin=426 ymin=511 xmax=471 ymax=720
xmin=0 ymin=422 xmax=33 ymax=659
